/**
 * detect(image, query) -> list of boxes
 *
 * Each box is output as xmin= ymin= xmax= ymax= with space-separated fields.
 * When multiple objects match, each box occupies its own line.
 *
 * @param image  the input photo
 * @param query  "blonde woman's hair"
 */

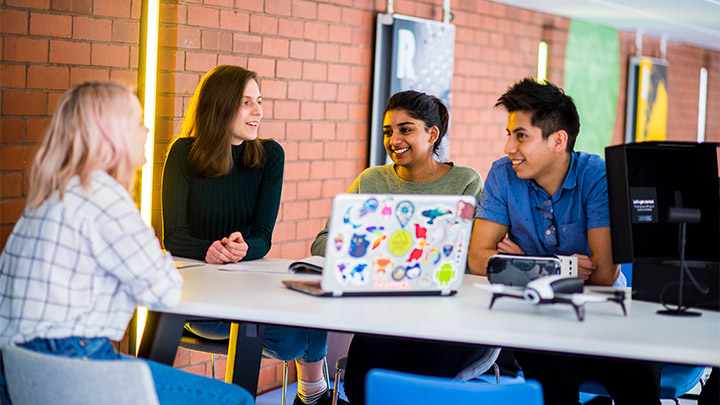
xmin=182 ymin=65 xmax=266 ymax=177
xmin=27 ymin=81 xmax=138 ymax=207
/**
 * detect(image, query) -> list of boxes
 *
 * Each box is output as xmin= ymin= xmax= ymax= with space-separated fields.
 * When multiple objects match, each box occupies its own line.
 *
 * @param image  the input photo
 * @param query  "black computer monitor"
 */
xmin=605 ymin=141 xmax=720 ymax=264
xmin=606 ymin=142 xmax=720 ymax=311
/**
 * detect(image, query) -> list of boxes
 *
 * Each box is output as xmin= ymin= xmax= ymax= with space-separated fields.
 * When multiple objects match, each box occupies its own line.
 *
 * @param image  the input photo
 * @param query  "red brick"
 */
xmin=282 ymin=200 xmax=308 ymax=220
xmin=187 ymin=5 xmax=219 ymax=28
xmin=26 ymin=118 xmax=51 ymax=143
xmin=289 ymin=40 xmax=314 ymax=60
xmin=260 ymin=121 xmax=285 ymax=140
xmin=301 ymin=101 xmax=323 ymax=120
xmin=278 ymin=19 xmax=303 ymax=39
xmin=311 ymin=122 xmax=335 ymax=141
xmin=288 ymin=81 xmax=313 ymax=100
xmin=250 ymin=15 xmax=278 ymax=36
xmin=326 ymin=64 xmax=350 ymax=84
xmin=283 ymin=161 xmax=310 ymax=181
xmin=313 ymin=82 xmax=337 ymax=101
xmin=218 ymin=54 xmax=247 ymax=67
xmin=0 ymin=199 xmax=26 ymax=224
xmin=110 ymin=69 xmax=136 ymax=88
xmin=185 ymin=51 xmax=218 ymax=73
xmin=204 ymin=0 xmax=233 ymax=6
xmin=72 ymin=16 xmax=111 ymax=41
xmin=247 ymin=57 xmax=275 ymax=78
xmin=265 ymin=0 xmax=292 ymax=16
xmin=325 ymin=102 xmax=348 ymax=120
xmin=0 ymin=64 xmax=26 ymax=88
xmin=317 ymin=4 xmax=341 ymax=23
xmin=91 ymin=44 xmax=129 ymax=67
xmin=93 ymin=0 xmax=130 ymax=18
xmin=350 ymin=66 xmax=371 ymax=84
xmin=30 ymin=12 xmax=71 ymax=37
xmin=158 ymin=49 xmax=184 ymax=71
xmin=51 ymin=0 xmax=92 ymax=13
xmin=0 ymin=173 xmax=23 ymax=198
xmin=235 ymin=0 xmax=263 ymax=12
xmin=27 ymin=66 xmax=69 ymax=90
xmin=262 ymin=37 xmax=289 ymax=58
xmin=6 ymin=0 xmax=49 ymax=9
xmin=158 ymin=72 xmax=199 ymax=94
xmin=259 ymin=79 xmax=286 ymax=99
xmin=47 ymin=92 xmax=63 ymax=114
xmin=112 ymin=20 xmax=139 ymax=43
xmin=274 ymin=100 xmax=299 ymax=120
xmin=201 ymin=30 xmax=232 ymax=52
xmin=309 ymin=197 xmax=332 ymax=217
xmin=2 ymin=91 xmax=47 ymax=116
xmin=276 ymin=60 xmax=302 ymax=79
xmin=296 ymin=218 xmax=325 ymax=239
xmin=260 ymin=100 xmax=273 ymax=119
xmin=3 ymin=37 xmax=48 ymax=63
xmin=159 ymin=3 xmax=186 ymax=24
xmin=233 ymin=33 xmax=262 ymax=55
xmin=298 ymin=142 xmax=324 ymax=160
xmin=302 ymin=62 xmax=326 ymax=81
xmin=304 ymin=22 xmax=328 ymax=42
xmin=272 ymin=221 xmax=297 ymax=243
xmin=178 ymin=27 xmax=202 ymax=49
xmin=351 ymin=28 xmax=372 ymax=47
xmin=329 ymin=25 xmax=352 ymax=44
xmin=0 ymin=145 xmax=38 ymax=170
xmin=317 ymin=44 xmax=340 ymax=62
xmin=1 ymin=9 xmax=28 ymax=34
xmin=292 ymin=0 xmax=317 ymax=19
xmin=278 ymin=241 xmax=308 ymax=261
xmin=0 ymin=118 xmax=25 ymax=143
xmin=286 ymin=122 xmax=312 ymax=141
xmin=219 ymin=10 xmax=249 ymax=31
xmin=49 ymin=40 xmax=90 ymax=64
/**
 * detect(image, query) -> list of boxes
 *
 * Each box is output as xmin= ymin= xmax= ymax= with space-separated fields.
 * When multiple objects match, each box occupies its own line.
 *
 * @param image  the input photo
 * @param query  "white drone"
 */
xmin=476 ymin=275 xmax=627 ymax=321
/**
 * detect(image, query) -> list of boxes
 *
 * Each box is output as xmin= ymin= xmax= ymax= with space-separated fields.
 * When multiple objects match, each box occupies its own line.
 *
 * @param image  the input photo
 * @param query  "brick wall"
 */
xmin=2 ymin=0 xmax=719 ymax=393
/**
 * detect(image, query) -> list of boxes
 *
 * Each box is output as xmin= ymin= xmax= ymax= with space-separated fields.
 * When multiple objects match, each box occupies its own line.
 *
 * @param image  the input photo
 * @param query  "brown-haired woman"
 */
xmin=162 ymin=65 xmax=342 ymax=405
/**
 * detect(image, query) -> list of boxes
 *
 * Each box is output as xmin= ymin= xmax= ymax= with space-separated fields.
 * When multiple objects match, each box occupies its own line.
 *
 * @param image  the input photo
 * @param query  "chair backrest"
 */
xmin=366 ymin=368 xmax=544 ymax=405
xmin=2 ymin=345 xmax=159 ymax=405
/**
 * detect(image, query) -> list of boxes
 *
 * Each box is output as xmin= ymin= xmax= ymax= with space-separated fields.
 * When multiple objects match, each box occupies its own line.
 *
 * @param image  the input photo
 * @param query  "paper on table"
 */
xmin=218 ymin=258 xmax=291 ymax=274
xmin=288 ymin=256 xmax=325 ymax=274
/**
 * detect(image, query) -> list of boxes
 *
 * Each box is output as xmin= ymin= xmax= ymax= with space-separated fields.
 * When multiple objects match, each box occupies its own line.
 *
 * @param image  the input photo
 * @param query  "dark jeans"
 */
xmin=343 ymin=334 xmax=492 ymax=404
xmin=515 ymin=350 xmax=661 ymax=405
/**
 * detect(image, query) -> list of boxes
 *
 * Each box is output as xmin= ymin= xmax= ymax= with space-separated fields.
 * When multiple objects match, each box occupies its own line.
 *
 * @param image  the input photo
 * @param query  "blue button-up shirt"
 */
xmin=477 ymin=151 xmax=609 ymax=257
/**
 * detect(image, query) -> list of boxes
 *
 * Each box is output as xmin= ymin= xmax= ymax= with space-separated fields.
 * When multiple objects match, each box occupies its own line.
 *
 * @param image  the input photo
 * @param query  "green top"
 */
xmin=310 ymin=162 xmax=483 ymax=255
xmin=162 ymin=138 xmax=284 ymax=261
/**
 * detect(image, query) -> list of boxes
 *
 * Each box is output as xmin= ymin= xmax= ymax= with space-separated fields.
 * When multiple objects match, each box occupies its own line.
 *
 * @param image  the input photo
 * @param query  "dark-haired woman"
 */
xmin=310 ymin=90 xmax=497 ymax=404
xmin=162 ymin=66 xmax=341 ymax=405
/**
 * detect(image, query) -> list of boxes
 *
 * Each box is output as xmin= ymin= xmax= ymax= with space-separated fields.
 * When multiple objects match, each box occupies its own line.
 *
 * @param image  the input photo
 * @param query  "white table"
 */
xmin=138 ymin=259 xmax=720 ymax=395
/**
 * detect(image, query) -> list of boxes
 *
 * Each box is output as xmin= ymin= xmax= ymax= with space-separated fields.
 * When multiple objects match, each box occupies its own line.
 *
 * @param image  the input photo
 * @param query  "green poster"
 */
xmin=564 ymin=19 xmax=620 ymax=155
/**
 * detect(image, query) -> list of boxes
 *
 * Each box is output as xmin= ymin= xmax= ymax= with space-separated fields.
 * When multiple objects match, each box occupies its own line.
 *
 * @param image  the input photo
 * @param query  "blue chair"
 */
xmin=579 ymin=364 xmax=707 ymax=404
xmin=579 ymin=263 xmax=707 ymax=404
xmin=365 ymin=368 xmax=544 ymax=405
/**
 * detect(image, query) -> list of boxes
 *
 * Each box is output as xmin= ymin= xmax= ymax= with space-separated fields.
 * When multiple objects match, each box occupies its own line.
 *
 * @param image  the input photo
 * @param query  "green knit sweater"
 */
xmin=310 ymin=163 xmax=483 ymax=255
xmin=162 ymin=138 xmax=284 ymax=261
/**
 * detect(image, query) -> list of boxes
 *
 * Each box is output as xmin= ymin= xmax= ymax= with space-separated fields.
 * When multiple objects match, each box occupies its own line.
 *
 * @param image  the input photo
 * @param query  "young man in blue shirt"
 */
xmin=468 ymin=78 xmax=660 ymax=404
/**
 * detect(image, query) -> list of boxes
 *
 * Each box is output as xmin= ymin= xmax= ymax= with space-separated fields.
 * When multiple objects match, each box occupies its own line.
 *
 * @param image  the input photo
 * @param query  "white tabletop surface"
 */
xmin=168 ymin=258 xmax=720 ymax=367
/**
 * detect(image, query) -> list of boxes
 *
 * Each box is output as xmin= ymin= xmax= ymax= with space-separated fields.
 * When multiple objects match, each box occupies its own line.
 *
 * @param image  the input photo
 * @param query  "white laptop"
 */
xmin=283 ymin=193 xmax=476 ymax=297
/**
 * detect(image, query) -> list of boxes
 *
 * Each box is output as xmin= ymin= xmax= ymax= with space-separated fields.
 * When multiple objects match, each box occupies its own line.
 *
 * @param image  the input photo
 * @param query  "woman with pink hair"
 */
xmin=0 ymin=81 xmax=252 ymax=404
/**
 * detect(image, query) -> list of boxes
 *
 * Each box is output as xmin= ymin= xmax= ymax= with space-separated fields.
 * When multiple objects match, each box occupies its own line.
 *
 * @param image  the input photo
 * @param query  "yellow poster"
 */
xmin=635 ymin=57 xmax=668 ymax=141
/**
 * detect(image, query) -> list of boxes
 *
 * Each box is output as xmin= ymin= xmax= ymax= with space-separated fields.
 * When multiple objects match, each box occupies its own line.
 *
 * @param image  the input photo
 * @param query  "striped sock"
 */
xmin=297 ymin=376 xmax=328 ymax=405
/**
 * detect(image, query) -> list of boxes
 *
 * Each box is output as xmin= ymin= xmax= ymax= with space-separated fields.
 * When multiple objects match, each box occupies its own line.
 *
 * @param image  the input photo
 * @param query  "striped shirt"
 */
xmin=0 ymin=171 xmax=182 ymax=348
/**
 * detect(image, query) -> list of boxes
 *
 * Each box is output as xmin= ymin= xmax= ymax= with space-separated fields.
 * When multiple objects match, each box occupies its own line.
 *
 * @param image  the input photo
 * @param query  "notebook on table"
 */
xmin=283 ymin=193 xmax=477 ymax=297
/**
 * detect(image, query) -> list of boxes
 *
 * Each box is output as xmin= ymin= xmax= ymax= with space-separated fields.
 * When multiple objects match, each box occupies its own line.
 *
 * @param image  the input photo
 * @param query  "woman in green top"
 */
xmin=162 ymin=66 xmax=341 ymax=405
xmin=311 ymin=90 xmax=495 ymax=404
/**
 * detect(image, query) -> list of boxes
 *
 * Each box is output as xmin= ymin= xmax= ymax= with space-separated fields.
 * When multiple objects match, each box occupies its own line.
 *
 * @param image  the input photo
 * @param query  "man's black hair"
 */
xmin=495 ymin=78 xmax=580 ymax=152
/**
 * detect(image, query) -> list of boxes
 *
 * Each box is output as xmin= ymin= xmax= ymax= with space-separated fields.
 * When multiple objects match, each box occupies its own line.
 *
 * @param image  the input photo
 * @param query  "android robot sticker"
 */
xmin=434 ymin=263 xmax=457 ymax=287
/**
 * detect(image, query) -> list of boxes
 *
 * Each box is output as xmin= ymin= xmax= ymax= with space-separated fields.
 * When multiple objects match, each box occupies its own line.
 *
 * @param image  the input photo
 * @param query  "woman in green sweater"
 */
xmin=162 ymin=66 xmax=340 ymax=405
xmin=311 ymin=90 xmax=496 ymax=404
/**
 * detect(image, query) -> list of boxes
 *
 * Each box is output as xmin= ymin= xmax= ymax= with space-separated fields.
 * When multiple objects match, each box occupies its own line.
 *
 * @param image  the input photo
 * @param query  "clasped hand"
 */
xmin=205 ymin=232 xmax=248 ymax=264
